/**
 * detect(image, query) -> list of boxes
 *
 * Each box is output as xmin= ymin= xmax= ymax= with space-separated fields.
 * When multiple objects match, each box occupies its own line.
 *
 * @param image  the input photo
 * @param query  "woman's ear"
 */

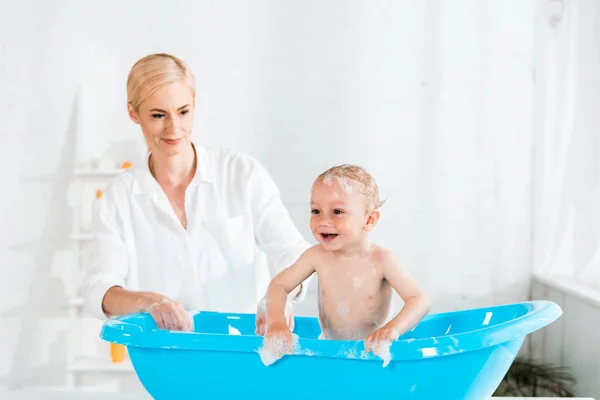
xmin=128 ymin=103 xmax=140 ymax=124
xmin=364 ymin=209 xmax=381 ymax=232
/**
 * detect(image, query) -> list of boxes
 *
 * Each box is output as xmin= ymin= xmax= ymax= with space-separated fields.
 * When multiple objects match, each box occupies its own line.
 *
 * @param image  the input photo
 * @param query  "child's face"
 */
xmin=310 ymin=177 xmax=375 ymax=251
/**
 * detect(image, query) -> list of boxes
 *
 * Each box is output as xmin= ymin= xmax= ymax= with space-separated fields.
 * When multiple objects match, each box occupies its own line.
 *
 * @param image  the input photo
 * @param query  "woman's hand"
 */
xmin=147 ymin=298 xmax=194 ymax=332
xmin=255 ymin=296 xmax=294 ymax=336
xmin=102 ymin=287 xmax=193 ymax=332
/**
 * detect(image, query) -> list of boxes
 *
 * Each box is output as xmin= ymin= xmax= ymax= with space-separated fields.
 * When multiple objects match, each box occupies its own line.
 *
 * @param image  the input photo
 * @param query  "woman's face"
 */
xmin=128 ymin=80 xmax=195 ymax=157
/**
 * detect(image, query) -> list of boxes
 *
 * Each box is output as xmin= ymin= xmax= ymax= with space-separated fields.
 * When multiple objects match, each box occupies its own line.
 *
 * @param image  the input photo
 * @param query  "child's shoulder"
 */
xmin=369 ymin=243 xmax=398 ymax=263
xmin=304 ymin=244 xmax=328 ymax=257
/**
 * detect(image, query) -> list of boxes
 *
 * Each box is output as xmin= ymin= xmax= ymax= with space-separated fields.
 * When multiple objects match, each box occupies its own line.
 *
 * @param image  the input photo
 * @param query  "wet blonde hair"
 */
xmin=127 ymin=53 xmax=196 ymax=111
xmin=316 ymin=164 xmax=384 ymax=210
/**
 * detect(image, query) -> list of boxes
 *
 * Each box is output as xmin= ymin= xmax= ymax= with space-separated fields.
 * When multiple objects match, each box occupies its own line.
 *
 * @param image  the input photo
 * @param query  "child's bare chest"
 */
xmin=315 ymin=261 xmax=392 ymax=339
xmin=317 ymin=262 xmax=384 ymax=300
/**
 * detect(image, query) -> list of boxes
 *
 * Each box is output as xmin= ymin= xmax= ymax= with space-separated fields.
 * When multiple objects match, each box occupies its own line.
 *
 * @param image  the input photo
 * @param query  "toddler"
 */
xmin=262 ymin=165 xmax=430 ymax=365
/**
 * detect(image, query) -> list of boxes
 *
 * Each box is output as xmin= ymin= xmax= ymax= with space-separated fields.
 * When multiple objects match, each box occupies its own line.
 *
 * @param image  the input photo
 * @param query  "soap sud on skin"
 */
xmin=147 ymin=299 xmax=195 ymax=332
xmin=335 ymin=304 xmax=350 ymax=317
xmin=259 ymin=333 xmax=300 ymax=366
xmin=322 ymin=174 xmax=354 ymax=195
xmin=148 ymin=297 xmax=171 ymax=310
xmin=334 ymin=176 xmax=353 ymax=194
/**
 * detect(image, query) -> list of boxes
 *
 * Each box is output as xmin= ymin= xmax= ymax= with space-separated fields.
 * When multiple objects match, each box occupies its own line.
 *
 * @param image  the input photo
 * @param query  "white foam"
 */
xmin=371 ymin=341 xmax=392 ymax=368
xmin=258 ymin=333 xmax=299 ymax=366
xmin=335 ymin=304 xmax=349 ymax=317
xmin=228 ymin=325 xmax=241 ymax=335
xmin=343 ymin=348 xmax=357 ymax=359
xmin=334 ymin=176 xmax=353 ymax=194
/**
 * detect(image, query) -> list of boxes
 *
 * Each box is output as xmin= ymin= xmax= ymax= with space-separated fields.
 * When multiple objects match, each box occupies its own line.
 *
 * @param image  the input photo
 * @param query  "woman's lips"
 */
xmin=163 ymin=138 xmax=181 ymax=145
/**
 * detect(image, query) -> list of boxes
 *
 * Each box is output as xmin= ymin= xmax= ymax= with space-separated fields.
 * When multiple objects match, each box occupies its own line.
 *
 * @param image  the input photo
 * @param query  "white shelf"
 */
xmin=73 ymin=168 xmax=127 ymax=177
xmin=68 ymin=356 xmax=134 ymax=372
xmin=71 ymin=232 xmax=94 ymax=241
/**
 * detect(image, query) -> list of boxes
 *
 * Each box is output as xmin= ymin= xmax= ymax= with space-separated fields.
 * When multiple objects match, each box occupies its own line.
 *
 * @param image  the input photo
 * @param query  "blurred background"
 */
xmin=0 ymin=0 xmax=598 ymax=397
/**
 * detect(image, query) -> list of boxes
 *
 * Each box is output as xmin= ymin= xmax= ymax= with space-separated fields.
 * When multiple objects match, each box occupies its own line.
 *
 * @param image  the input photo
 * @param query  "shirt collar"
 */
xmin=132 ymin=142 xmax=214 ymax=195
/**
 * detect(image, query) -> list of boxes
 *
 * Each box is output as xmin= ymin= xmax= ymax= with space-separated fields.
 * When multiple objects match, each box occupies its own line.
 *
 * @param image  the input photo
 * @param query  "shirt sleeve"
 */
xmin=80 ymin=186 xmax=130 ymax=319
xmin=245 ymin=156 xmax=313 ymax=302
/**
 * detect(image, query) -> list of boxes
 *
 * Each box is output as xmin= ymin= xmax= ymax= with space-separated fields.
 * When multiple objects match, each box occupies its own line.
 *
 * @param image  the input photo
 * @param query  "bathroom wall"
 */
xmin=0 ymin=0 xmax=536 ymax=391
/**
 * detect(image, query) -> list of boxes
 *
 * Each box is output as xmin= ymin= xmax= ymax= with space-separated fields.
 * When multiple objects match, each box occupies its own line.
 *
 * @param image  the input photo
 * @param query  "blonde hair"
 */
xmin=127 ymin=53 xmax=196 ymax=111
xmin=316 ymin=164 xmax=384 ymax=210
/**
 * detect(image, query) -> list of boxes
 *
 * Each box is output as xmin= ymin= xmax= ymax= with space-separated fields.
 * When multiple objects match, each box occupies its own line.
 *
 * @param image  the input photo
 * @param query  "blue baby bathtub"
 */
xmin=100 ymin=300 xmax=561 ymax=399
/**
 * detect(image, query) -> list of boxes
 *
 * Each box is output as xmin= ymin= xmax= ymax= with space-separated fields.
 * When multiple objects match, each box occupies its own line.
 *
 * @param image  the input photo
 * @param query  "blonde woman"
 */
xmin=81 ymin=54 xmax=309 ymax=332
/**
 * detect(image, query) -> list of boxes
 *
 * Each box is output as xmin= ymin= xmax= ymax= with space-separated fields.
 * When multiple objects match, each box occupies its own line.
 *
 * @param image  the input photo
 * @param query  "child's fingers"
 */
xmin=365 ymin=334 xmax=373 ymax=353
xmin=255 ymin=314 xmax=267 ymax=336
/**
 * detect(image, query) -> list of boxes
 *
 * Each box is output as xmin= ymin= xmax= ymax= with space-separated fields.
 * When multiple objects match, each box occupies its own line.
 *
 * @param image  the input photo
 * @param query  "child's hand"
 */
xmin=259 ymin=321 xmax=294 ymax=366
xmin=365 ymin=325 xmax=399 ymax=368
xmin=255 ymin=297 xmax=294 ymax=336
xmin=365 ymin=325 xmax=399 ymax=352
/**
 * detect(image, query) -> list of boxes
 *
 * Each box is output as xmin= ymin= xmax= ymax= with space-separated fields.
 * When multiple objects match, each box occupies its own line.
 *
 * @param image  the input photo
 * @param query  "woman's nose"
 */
xmin=165 ymin=116 xmax=179 ymax=134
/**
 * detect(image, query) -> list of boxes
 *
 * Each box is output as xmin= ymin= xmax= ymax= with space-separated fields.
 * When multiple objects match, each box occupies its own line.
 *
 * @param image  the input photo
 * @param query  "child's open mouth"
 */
xmin=320 ymin=233 xmax=339 ymax=242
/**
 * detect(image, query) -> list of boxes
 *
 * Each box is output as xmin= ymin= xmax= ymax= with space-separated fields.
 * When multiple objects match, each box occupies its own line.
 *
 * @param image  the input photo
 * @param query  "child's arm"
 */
xmin=265 ymin=247 xmax=317 ymax=331
xmin=259 ymin=248 xmax=317 ymax=366
xmin=365 ymin=250 xmax=430 ymax=352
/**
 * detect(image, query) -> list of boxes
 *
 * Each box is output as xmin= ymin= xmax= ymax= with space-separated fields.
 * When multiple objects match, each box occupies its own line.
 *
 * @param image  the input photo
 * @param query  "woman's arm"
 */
xmin=101 ymin=286 xmax=163 ymax=316
xmin=80 ymin=189 xmax=133 ymax=319
xmin=80 ymin=186 xmax=192 ymax=331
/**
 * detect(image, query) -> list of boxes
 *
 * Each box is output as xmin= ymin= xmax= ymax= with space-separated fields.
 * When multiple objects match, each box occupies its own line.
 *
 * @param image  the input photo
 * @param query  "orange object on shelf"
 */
xmin=96 ymin=189 xmax=103 ymax=199
xmin=120 ymin=161 xmax=133 ymax=169
xmin=110 ymin=343 xmax=126 ymax=363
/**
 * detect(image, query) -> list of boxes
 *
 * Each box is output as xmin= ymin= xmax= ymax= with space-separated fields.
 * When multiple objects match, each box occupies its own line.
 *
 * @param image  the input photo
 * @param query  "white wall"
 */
xmin=0 ymin=0 xmax=536 ymax=390
xmin=529 ymin=0 xmax=600 ymax=397
xmin=532 ymin=0 xmax=600 ymax=283
xmin=531 ymin=275 xmax=600 ymax=398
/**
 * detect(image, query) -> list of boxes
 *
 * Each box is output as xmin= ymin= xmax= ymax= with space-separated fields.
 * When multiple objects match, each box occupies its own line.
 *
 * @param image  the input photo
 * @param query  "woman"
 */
xmin=81 ymin=53 xmax=309 ymax=332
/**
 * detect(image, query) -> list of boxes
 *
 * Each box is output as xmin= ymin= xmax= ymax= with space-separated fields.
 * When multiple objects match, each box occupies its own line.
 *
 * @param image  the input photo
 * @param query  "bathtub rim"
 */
xmin=100 ymin=300 xmax=561 ymax=362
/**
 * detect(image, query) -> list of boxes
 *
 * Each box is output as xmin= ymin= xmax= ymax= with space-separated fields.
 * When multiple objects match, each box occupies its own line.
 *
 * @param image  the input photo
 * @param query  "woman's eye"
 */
xmin=152 ymin=114 xmax=164 ymax=119
xmin=333 ymin=209 xmax=344 ymax=215
xmin=311 ymin=209 xmax=320 ymax=215
xmin=180 ymin=109 xmax=189 ymax=115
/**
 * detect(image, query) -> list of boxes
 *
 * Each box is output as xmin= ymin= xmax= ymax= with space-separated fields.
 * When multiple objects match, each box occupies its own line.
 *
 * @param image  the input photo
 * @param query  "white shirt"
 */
xmin=81 ymin=145 xmax=311 ymax=319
